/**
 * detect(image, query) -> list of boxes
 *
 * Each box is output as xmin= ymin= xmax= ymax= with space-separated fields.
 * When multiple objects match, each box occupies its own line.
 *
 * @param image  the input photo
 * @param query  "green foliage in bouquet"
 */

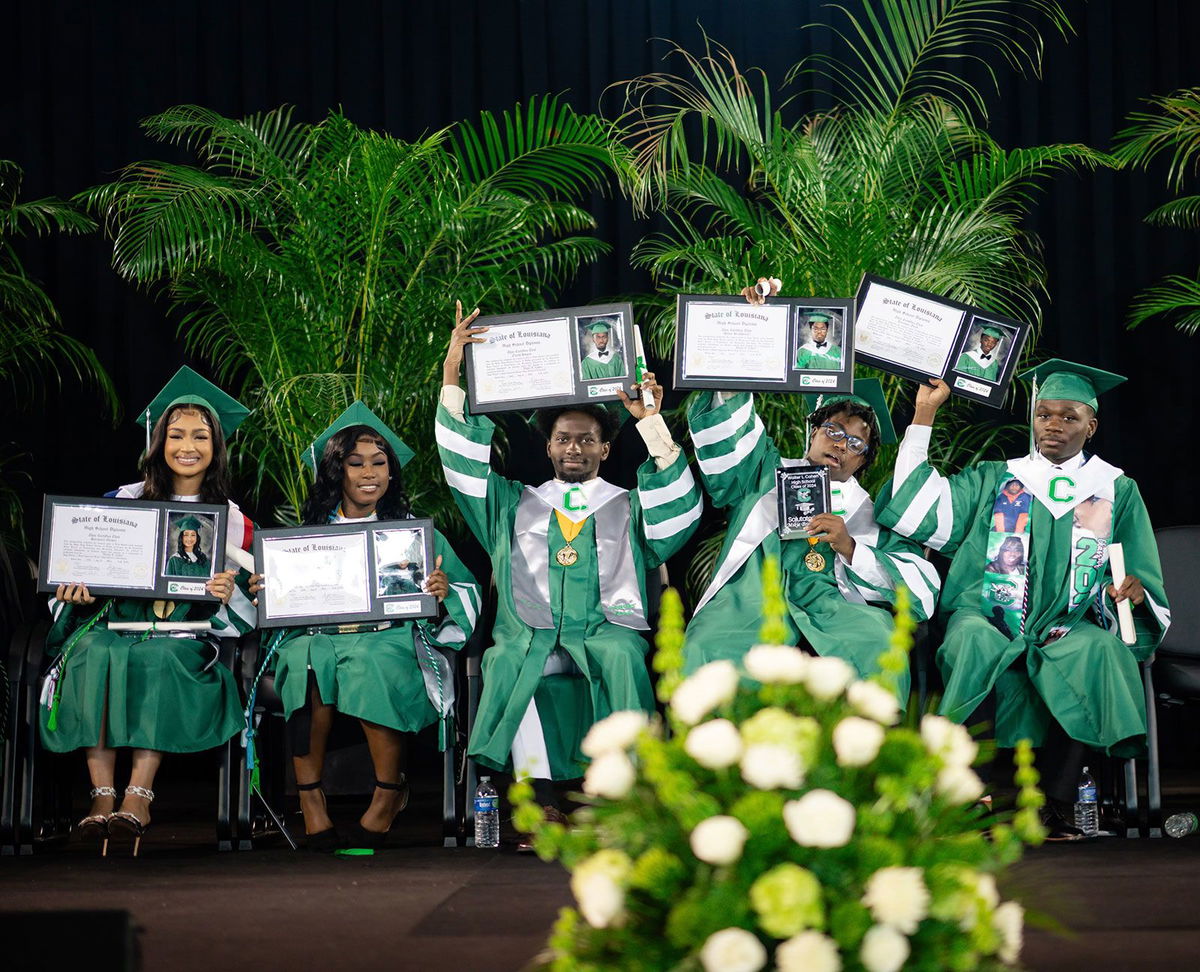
xmin=513 ymin=560 xmax=1045 ymax=971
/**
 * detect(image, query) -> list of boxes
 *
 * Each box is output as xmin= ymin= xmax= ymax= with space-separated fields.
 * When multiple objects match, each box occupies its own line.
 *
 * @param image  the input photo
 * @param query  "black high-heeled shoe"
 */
xmin=346 ymin=776 xmax=409 ymax=849
xmin=107 ymin=785 xmax=154 ymax=857
xmin=296 ymin=779 xmax=341 ymax=851
xmin=77 ymin=785 xmax=117 ymax=856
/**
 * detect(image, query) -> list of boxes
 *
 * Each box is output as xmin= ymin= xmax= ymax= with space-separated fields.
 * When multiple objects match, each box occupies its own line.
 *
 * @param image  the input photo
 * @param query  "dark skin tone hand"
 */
xmin=806 ymin=513 xmax=855 ymax=559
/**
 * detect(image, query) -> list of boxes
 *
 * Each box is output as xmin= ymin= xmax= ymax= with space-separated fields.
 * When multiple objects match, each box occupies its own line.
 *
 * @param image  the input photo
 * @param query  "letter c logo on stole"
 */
xmin=563 ymin=486 xmax=588 ymax=512
xmin=1048 ymin=476 xmax=1076 ymax=504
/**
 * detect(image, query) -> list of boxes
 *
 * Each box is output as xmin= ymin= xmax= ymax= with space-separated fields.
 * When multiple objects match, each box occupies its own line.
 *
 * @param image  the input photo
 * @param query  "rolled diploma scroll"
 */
xmin=633 ymin=325 xmax=655 ymax=411
xmin=1107 ymin=542 xmax=1137 ymax=645
xmin=226 ymin=543 xmax=255 ymax=573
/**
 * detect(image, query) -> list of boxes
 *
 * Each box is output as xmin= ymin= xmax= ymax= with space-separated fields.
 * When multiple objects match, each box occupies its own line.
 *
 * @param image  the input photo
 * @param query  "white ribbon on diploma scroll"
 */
xmin=1107 ymin=542 xmax=1137 ymax=645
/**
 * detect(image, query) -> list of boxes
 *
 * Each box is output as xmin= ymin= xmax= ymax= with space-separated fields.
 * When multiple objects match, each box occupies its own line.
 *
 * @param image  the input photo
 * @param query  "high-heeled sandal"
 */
xmin=296 ymin=779 xmax=340 ymax=851
xmin=77 ymin=785 xmax=118 ymax=856
xmin=108 ymin=785 xmax=154 ymax=857
xmin=347 ymin=776 xmax=409 ymax=849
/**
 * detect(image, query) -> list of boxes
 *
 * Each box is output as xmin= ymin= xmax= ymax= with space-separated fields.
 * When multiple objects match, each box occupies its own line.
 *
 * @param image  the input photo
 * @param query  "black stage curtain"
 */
xmin=2 ymin=0 xmax=1199 ymax=536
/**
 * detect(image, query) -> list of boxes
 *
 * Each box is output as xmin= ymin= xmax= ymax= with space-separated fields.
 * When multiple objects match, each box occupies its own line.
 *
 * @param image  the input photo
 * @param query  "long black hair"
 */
xmin=140 ymin=403 xmax=234 ymax=504
xmin=300 ymin=424 xmax=411 ymax=525
xmin=176 ymin=529 xmax=210 ymax=564
xmin=806 ymin=399 xmax=882 ymax=476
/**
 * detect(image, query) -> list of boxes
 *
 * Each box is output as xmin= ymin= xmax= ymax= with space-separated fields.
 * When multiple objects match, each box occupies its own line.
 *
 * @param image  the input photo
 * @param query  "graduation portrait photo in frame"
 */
xmin=464 ymin=303 xmax=635 ymax=414
xmin=254 ymin=518 xmax=438 ymax=628
xmin=38 ymin=495 xmax=227 ymax=601
xmin=853 ymin=274 xmax=1030 ymax=408
xmin=674 ymin=294 xmax=855 ymax=395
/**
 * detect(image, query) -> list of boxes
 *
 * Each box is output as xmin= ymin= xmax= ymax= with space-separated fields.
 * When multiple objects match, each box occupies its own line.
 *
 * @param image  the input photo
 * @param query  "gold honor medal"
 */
xmin=554 ymin=508 xmax=587 ymax=567
xmin=556 ymin=544 xmax=579 ymax=567
xmin=804 ymin=537 xmax=826 ymax=572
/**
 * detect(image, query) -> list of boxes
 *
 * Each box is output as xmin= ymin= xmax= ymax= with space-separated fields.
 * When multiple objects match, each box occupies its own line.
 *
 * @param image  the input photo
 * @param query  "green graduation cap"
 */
xmin=979 ymin=324 xmax=1005 ymax=340
xmin=139 ymin=366 xmax=250 ymax=448
xmin=807 ymin=312 xmax=833 ymax=324
xmin=175 ymin=515 xmax=205 ymax=532
xmin=304 ymin=401 xmax=415 ymax=474
xmin=586 ymin=319 xmax=615 ymax=334
xmin=804 ymin=377 xmax=897 ymax=446
xmin=1017 ymin=358 xmax=1126 ymax=413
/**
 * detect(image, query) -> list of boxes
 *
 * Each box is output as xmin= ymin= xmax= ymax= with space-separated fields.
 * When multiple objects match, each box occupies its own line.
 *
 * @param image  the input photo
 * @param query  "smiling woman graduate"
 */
xmin=252 ymin=402 xmax=480 ymax=849
xmin=41 ymin=367 xmax=256 ymax=856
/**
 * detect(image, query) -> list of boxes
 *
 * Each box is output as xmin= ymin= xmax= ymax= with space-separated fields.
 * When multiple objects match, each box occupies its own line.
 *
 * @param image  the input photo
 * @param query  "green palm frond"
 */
xmin=1112 ymin=87 xmax=1200 ymax=191
xmin=1126 ymin=275 xmax=1200 ymax=336
xmin=1145 ymin=194 xmax=1200 ymax=228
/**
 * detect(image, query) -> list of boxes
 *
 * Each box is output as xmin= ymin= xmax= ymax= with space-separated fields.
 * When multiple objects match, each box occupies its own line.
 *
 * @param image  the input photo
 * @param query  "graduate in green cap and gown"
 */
xmin=876 ymin=360 xmax=1170 ymax=831
xmin=251 ymin=402 xmax=480 ymax=848
xmin=579 ymin=319 xmax=626 ymax=380
xmin=438 ymin=301 xmax=702 ymax=820
xmin=164 ymin=514 xmax=212 ymax=577
xmin=41 ymin=366 xmax=255 ymax=854
xmin=793 ymin=312 xmax=843 ymax=370
xmin=954 ymin=325 xmax=1005 ymax=380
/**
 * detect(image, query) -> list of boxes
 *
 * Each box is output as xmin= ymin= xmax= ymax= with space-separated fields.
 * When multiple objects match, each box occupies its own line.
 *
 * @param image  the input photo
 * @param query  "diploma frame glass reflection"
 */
xmin=853 ymin=274 xmax=1030 ymax=408
xmin=673 ymin=294 xmax=855 ymax=395
xmin=464 ymin=303 xmax=636 ymax=414
xmin=37 ymin=495 xmax=227 ymax=601
xmin=254 ymin=518 xmax=438 ymax=628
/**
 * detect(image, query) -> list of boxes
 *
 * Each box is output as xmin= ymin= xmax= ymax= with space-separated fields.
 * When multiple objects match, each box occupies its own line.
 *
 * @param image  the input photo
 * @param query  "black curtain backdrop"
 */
xmin=3 ymin=0 xmax=1200 ymax=545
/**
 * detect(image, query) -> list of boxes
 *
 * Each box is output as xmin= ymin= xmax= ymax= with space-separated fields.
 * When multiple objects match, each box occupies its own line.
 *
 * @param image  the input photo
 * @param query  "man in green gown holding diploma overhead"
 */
xmin=437 ymin=302 xmax=702 ymax=819
xmin=875 ymin=359 xmax=1170 ymax=833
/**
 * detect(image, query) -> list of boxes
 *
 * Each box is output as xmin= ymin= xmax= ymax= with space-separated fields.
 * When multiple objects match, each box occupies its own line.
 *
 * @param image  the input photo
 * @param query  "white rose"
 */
xmin=846 ymin=679 xmax=901 ymax=725
xmin=685 ymin=719 xmax=745 ymax=769
xmin=690 ymin=815 xmax=750 ymax=866
xmin=936 ymin=765 xmax=985 ymax=804
xmin=571 ymin=869 xmax=625 ymax=928
xmin=740 ymin=744 xmax=805 ymax=790
xmin=804 ymin=656 xmax=855 ymax=700
xmin=671 ymin=660 xmax=740 ymax=725
xmin=862 ymin=866 xmax=930 ymax=934
xmin=783 ymin=790 xmax=856 ymax=847
xmin=993 ymin=900 xmax=1024 ymax=964
xmin=699 ymin=927 xmax=767 ymax=972
xmin=581 ymin=710 xmax=648 ymax=758
xmin=743 ymin=644 xmax=808 ymax=684
xmin=975 ymin=873 xmax=1000 ymax=910
xmin=775 ymin=931 xmax=842 ymax=972
xmin=859 ymin=925 xmax=910 ymax=972
xmin=582 ymin=750 xmax=636 ymax=800
xmin=832 ymin=717 xmax=886 ymax=767
xmin=920 ymin=714 xmax=978 ymax=769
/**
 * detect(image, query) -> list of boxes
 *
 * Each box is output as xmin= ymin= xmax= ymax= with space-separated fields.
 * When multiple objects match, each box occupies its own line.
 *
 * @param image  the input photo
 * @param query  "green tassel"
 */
xmin=251 ymin=764 xmax=261 ymax=792
xmin=47 ymin=703 xmax=59 ymax=732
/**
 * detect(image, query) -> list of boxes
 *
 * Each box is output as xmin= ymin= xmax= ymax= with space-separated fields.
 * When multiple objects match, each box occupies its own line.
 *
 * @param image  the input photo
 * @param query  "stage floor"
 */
xmin=3 ymin=787 xmax=1200 ymax=970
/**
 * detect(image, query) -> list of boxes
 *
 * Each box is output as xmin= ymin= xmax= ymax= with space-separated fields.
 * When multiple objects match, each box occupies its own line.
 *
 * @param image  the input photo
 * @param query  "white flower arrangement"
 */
xmin=513 ymin=567 xmax=1045 ymax=972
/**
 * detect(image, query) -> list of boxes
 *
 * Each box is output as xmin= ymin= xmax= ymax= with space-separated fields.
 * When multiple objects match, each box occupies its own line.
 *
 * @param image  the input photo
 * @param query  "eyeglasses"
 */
xmin=820 ymin=421 xmax=868 ymax=456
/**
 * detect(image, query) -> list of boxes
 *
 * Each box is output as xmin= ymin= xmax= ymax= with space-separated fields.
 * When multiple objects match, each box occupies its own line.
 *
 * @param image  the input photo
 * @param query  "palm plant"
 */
xmin=80 ymin=98 xmax=622 ymax=526
xmin=1112 ymin=87 xmax=1200 ymax=334
xmin=609 ymin=0 xmax=1107 ymax=596
xmin=1 ymin=160 xmax=118 ymax=540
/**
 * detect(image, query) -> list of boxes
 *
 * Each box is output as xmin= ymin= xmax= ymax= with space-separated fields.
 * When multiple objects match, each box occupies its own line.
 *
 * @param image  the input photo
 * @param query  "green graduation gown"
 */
xmin=580 ymin=352 xmax=625 ymax=380
xmin=685 ymin=393 xmax=938 ymax=698
xmin=876 ymin=428 xmax=1170 ymax=755
xmin=272 ymin=526 xmax=480 ymax=736
xmin=437 ymin=396 xmax=703 ymax=779
xmin=165 ymin=553 xmax=210 ymax=577
xmin=954 ymin=350 xmax=1000 ymax=381
xmin=794 ymin=343 xmax=843 ymax=370
xmin=39 ymin=494 xmax=254 ymax=754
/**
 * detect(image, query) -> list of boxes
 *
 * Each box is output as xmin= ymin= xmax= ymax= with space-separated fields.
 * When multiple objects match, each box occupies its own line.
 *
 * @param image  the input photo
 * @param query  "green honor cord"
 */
xmin=244 ymin=628 xmax=287 ymax=792
xmin=47 ymin=599 xmax=113 ymax=731
xmin=416 ymin=624 xmax=448 ymax=751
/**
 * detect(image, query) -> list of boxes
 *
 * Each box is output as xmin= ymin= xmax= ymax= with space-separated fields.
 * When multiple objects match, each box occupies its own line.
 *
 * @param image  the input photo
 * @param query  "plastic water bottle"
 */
xmin=1073 ymin=766 xmax=1099 ymax=836
xmin=474 ymin=776 xmax=500 ymax=848
xmin=1164 ymin=811 xmax=1199 ymax=838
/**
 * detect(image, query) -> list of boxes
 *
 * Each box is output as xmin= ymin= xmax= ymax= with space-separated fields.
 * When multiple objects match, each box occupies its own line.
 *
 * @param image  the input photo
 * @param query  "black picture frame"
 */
xmin=853 ymin=274 xmax=1030 ymax=408
xmin=775 ymin=465 xmax=832 ymax=539
xmin=465 ymin=303 xmax=636 ymax=415
xmin=254 ymin=518 xmax=438 ymax=629
xmin=673 ymin=294 xmax=855 ymax=395
xmin=37 ymin=495 xmax=227 ymax=601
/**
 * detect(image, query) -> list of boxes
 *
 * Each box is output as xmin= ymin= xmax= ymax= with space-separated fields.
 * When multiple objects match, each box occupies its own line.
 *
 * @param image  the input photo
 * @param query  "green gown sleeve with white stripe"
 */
xmin=436 ymin=392 xmax=703 ymax=779
xmin=875 ymin=425 xmax=1170 ymax=754
xmin=685 ymin=392 xmax=938 ymax=699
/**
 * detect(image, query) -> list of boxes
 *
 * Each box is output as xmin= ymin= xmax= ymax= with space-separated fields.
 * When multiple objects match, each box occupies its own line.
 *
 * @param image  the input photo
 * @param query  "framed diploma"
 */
xmin=464 ymin=303 xmax=636 ymax=414
xmin=673 ymin=294 xmax=855 ymax=395
xmin=37 ymin=495 xmax=227 ymax=600
xmin=853 ymin=275 xmax=1030 ymax=408
xmin=775 ymin=465 xmax=831 ymax=539
xmin=254 ymin=518 xmax=438 ymax=628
